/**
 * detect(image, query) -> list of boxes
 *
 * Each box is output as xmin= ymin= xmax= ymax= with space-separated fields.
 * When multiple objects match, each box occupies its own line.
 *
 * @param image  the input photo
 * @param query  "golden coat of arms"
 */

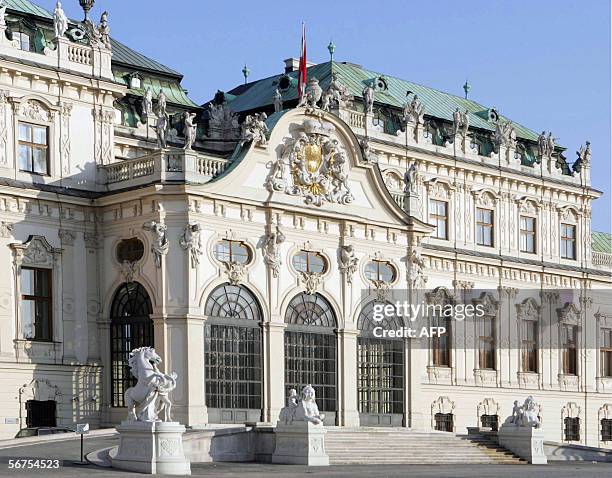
xmin=264 ymin=119 xmax=353 ymax=207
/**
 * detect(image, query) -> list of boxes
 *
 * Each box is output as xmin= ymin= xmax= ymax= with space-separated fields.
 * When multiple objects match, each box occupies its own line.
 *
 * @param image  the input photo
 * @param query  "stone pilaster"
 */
xmin=264 ymin=322 xmax=286 ymax=423
xmin=337 ymin=329 xmax=359 ymax=427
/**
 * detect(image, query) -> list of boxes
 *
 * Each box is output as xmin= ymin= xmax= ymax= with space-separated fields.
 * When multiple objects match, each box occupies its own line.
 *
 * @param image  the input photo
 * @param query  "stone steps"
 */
xmin=324 ymin=429 xmax=525 ymax=465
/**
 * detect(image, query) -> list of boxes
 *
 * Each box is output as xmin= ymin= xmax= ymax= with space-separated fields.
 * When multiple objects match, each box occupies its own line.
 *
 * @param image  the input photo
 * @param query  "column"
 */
xmin=264 ymin=322 xmax=286 ymax=423
xmin=338 ymin=329 xmax=359 ymax=427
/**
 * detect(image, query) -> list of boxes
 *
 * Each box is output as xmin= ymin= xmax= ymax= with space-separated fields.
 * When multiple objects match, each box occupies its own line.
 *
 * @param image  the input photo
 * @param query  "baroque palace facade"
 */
xmin=0 ymin=0 xmax=611 ymax=449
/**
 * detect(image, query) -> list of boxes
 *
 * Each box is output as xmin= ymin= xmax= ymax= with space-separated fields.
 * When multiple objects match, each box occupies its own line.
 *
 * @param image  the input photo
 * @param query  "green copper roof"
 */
xmin=5 ymin=0 xmax=52 ymax=19
xmin=111 ymin=38 xmax=181 ymax=78
xmin=592 ymin=231 xmax=612 ymax=254
xmin=114 ymin=68 xmax=197 ymax=108
xmin=6 ymin=1 xmax=182 ymax=78
xmin=226 ymin=61 xmax=542 ymax=143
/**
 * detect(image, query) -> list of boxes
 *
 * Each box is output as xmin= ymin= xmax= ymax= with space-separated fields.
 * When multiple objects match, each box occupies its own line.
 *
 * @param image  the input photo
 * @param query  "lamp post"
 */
xmin=79 ymin=0 xmax=95 ymax=21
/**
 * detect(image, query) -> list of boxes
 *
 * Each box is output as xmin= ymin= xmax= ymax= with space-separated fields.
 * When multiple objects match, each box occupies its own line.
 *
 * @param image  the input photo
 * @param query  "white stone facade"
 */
xmin=0 ymin=2 xmax=610 ymax=454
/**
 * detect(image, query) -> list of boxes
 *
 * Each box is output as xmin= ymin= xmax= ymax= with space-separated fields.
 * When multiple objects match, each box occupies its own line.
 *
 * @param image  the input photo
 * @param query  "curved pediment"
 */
xmin=202 ymin=108 xmax=432 ymax=230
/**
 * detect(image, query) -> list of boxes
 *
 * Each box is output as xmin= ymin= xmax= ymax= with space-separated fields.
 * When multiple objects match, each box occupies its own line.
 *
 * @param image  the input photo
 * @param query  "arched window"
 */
xmin=204 ymin=284 xmax=263 ymax=423
xmin=357 ymin=301 xmax=404 ymax=426
xmin=110 ymin=282 xmax=153 ymax=407
xmin=284 ymin=293 xmax=337 ymax=422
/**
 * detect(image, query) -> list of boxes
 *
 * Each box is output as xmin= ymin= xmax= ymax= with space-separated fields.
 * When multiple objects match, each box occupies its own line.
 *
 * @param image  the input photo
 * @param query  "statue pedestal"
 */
xmin=112 ymin=421 xmax=191 ymax=475
xmin=498 ymin=424 xmax=547 ymax=464
xmin=272 ymin=421 xmax=329 ymax=466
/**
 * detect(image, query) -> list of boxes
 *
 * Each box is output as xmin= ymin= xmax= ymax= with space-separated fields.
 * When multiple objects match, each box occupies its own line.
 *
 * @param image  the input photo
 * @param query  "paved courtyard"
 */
xmin=0 ymin=435 xmax=611 ymax=478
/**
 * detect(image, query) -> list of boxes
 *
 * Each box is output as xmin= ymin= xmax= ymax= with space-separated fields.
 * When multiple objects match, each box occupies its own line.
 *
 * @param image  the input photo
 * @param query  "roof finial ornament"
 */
xmin=327 ymin=40 xmax=336 ymax=62
xmin=463 ymin=79 xmax=471 ymax=99
xmin=242 ymin=64 xmax=251 ymax=85
xmin=79 ymin=0 xmax=95 ymax=21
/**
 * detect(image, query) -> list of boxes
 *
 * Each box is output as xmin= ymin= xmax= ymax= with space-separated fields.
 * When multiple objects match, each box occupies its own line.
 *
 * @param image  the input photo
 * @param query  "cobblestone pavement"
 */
xmin=0 ymin=436 xmax=611 ymax=478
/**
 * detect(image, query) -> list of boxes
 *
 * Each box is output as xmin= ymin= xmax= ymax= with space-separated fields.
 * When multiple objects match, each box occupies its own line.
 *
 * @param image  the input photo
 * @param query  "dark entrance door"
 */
xmin=25 ymin=400 xmax=56 ymax=427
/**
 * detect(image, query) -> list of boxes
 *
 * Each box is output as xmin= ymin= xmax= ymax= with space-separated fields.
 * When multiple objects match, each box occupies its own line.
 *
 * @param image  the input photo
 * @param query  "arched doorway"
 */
xmin=110 ymin=282 xmax=153 ymax=408
xmin=284 ymin=292 xmax=337 ymax=425
xmin=203 ymin=283 xmax=263 ymax=423
xmin=357 ymin=301 xmax=405 ymax=427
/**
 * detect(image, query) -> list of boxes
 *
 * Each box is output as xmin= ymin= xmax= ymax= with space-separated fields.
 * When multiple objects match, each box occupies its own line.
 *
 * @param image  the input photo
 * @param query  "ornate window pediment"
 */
xmin=516 ymin=297 xmax=540 ymax=321
xmin=425 ymin=178 xmax=453 ymax=200
xmin=425 ymin=286 xmax=455 ymax=306
xmin=516 ymin=196 xmax=540 ymax=215
xmin=472 ymin=188 xmax=499 ymax=208
xmin=557 ymin=206 xmax=579 ymax=223
xmin=472 ymin=292 xmax=499 ymax=317
xmin=11 ymin=235 xmax=60 ymax=268
xmin=558 ymin=302 xmax=580 ymax=325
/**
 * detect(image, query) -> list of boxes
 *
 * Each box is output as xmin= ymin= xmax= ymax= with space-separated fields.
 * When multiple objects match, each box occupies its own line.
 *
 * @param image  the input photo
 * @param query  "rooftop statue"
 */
xmin=183 ymin=112 xmax=197 ymax=150
xmin=98 ymin=11 xmax=111 ymax=49
xmin=403 ymin=94 xmax=425 ymax=125
xmin=494 ymin=119 xmax=517 ymax=148
xmin=362 ymin=83 xmax=374 ymax=114
xmin=239 ymin=112 xmax=269 ymax=147
xmin=142 ymin=87 xmax=154 ymax=118
xmin=124 ymin=347 xmax=178 ymax=423
xmin=157 ymin=90 xmax=167 ymax=117
xmin=156 ymin=112 xmax=168 ymax=149
xmin=298 ymin=77 xmax=323 ymax=110
xmin=53 ymin=1 xmax=69 ymax=38
xmin=273 ymin=88 xmax=283 ymax=113
xmin=573 ymin=141 xmax=591 ymax=173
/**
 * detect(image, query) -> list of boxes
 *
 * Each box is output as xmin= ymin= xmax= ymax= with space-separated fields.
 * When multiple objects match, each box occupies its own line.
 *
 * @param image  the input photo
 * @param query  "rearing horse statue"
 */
xmin=124 ymin=346 xmax=177 ymax=422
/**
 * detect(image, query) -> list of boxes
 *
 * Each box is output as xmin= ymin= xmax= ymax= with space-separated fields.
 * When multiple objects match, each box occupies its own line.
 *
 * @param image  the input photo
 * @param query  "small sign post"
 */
xmin=74 ymin=423 xmax=89 ymax=465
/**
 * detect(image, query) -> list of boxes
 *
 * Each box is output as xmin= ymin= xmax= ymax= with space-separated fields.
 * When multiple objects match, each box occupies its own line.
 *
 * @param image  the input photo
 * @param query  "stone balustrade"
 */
xmin=99 ymin=150 xmax=230 ymax=191
xmin=593 ymin=251 xmax=612 ymax=268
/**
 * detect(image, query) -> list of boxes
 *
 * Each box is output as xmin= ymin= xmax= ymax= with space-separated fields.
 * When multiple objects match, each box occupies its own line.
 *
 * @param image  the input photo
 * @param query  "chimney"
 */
xmin=284 ymin=57 xmax=316 ymax=73
xmin=284 ymin=58 xmax=300 ymax=73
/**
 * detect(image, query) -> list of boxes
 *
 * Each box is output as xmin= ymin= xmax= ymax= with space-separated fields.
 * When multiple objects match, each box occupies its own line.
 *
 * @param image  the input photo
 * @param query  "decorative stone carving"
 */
xmin=362 ymin=83 xmax=374 ymax=114
xmin=143 ymin=221 xmax=169 ymax=268
xmin=179 ymin=223 xmax=202 ymax=268
xmin=19 ymin=100 xmax=49 ymax=122
xmin=273 ymin=88 xmax=283 ymax=113
xmin=183 ymin=112 xmax=197 ymax=150
xmin=279 ymin=388 xmax=299 ymax=424
xmin=537 ymin=131 xmax=556 ymax=159
xmin=207 ymin=103 xmax=240 ymax=141
xmin=262 ymin=226 xmax=285 ymax=278
xmin=293 ymin=385 xmax=325 ymax=424
xmin=141 ymin=87 xmax=154 ymax=120
xmin=97 ymin=11 xmax=111 ymax=49
xmin=407 ymin=247 xmax=426 ymax=289
xmin=300 ymin=271 xmax=322 ymax=295
xmin=404 ymin=162 xmax=418 ymax=194
xmin=477 ymin=398 xmax=500 ymax=420
xmin=573 ymin=141 xmax=591 ymax=173
xmin=359 ymin=138 xmax=378 ymax=163
xmin=119 ymin=260 xmax=138 ymax=284
xmin=298 ymin=77 xmax=323 ymax=111
xmin=20 ymin=378 xmax=61 ymax=402
xmin=503 ymin=396 xmax=541 ymax=428
xmin=124 ymin=347 xmax=177 ymax=422
xmin=53 ymin=1 xmax=68 ymax=38
xmin=324 ymin=73 xmax=351 ymax=110
xmin=0 ymin=221 xmax=13 ymax=238
xmin=403 ymin=94 xmax=426 ymax=125
xmin=338 ymin=245 xmax=358 ymax=284
xmin=156 ymin=112 xmax=168 ymax=149
xmin=58 ymin=229 xmax=76 ymax=246
xmin=272 ymin=118 xmax=353 ymax=206
xmin=223 ymin=261 xmax=246 ymax=285
xmin=11 ymin=235 xmax=60 ymax=268
xmin=0 ymin=90 xmax=9 ymax=166
xmin=493 ymin=119 xmax=516 ymax=148
xmin=239 ymin=112 xmax=268 ymax=147
xmin=372 ymin=279 xmax=391 ymax=302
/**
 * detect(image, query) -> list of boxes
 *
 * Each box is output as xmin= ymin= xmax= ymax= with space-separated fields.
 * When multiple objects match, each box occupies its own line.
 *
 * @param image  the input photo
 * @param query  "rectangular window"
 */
xmin=434 ymin=413 xmax=453 ymax=432
xmin=601 ymin=329 xmax=612 ymax=377
xmin=476 ymin=208 xmax=494 ymax=247
xmin=602 ymin=419 xmax=612 ymax=442
xmin=560 ymin=224 xmax=576 ymax=260
xmin=432 ymin=316 xmax=451 ymax=367
xmin=13 ymin=32 xmax=31 ymax=52
xmin=522 ymin=320 xmax=538 ymax=373
xmin=562 ymin=324 xmax=578 ymax=375
xmin=564 ymin=417 xmax=580 ymax=441
xmin=478 ymin=316 xmax=495 ymax=369
xmin=20 ymin=267 xmax=52 ymax=341
xmin=520 ymin=216 xmax=536 ymax=253
xmin=429 ymin=199 xmax=448 ymax=240
xmin=18 ymin=122 xmax=49 ymax=175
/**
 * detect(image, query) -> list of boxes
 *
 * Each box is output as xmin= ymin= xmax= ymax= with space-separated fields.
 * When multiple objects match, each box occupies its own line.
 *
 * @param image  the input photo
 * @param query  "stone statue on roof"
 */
xmin=546 ymin=133 xmax=555 ymax=156
xmin=403 ymin=94 xmax=425 ymax=125
xmin=53 ymin=1 xmax=69 ymax=39
xmin=273 ymin=88 xmax=283 ymax=113
xmin=494 ymin=119 xmax=517 ymax=148
xmin=156 ymin=113 xmax=168 ymax=149
xmin=573 ymin=141 xmax=591 ymax=173
xmin=98 ymin=11 xmax=111 ymax=49
xmin=537 ymin=131 xmax=547 ymax=157
xmin=326 ymin=73 xmax=351 ymax=109
xmin=157 ymin=91 xmax=167 ymax=117
xmin=452 ymin=108 xmax=462 ymax=134
xmin=362 ymin=83 xmax=374 ymax=114
xmin=183 ymin=112 xmax=197 ymax=150
xmin=142 ymin=87 xmax=154 ymax=119
xmin=239 ymin=112 xmax=268 ymax=147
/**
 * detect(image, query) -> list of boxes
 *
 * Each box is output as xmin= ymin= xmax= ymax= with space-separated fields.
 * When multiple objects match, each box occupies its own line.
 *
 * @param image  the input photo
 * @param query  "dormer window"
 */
xmin=13 ymin=31 xmax=31 ymax=52
xmin=128 ymin=74 xmax=143 ymax=89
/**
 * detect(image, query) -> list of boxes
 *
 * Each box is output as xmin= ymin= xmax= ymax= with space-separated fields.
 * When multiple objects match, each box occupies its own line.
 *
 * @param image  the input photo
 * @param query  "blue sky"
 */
xmin=38 ymin=0 xmax=611 ymax=231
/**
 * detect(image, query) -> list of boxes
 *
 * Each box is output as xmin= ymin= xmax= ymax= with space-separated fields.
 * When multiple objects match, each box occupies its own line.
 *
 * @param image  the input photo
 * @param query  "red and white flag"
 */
xmin=297 ymin=22 xmax=307 ymax=99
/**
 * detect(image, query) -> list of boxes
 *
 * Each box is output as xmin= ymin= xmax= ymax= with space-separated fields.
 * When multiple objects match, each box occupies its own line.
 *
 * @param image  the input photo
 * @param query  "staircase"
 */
xmin=325 ymin=428 xmax=526 ymax=465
